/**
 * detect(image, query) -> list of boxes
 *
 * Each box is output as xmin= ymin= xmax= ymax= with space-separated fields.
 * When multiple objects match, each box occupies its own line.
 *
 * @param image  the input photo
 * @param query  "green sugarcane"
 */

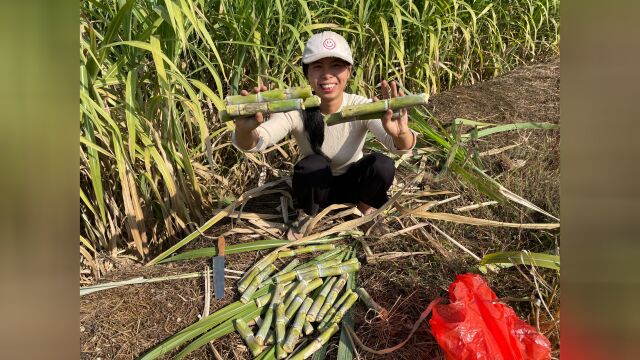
xmin=241 ymin=264 xmax=277 ymax=303
xmin=283 ymin=280 xmax=309 ymax=308
xmin=284 ymin=295 xmax=307 ymax=322
xmin=255 ymin=282 xmax=295 ymax=308
xmin=318 ymin=291 xmax=358 ymax=331
xmin=317 ymin=289 xmax=352 ymax=329
xmin=221 ymin=96 xmax=321 ymax=121
xmin=303 ymin=320 xmax=314 ymax=335
xmin=264 ymin=330 xmax=275 ymax=346
xmin=234 ymin=318 xmax=264 ymax=357
xmin=306 ymin=277 xmax=337 ymax=322
xmin=283 ymin=297 xmax=314 ymax=352
xmin=275 ymin=303 xmax=287 ymax=359
xmin=324 ymin=93 xmax=429 ymax=126
xmin=288 ymin=324 xmax=340 ymax=360
xmin=255 ymin=284 xmax=284 ymax=345
xmin=225 ymin=86 xmax=313 ymax=105
xmin=294 ymin=258 xmax=355 ymax=281
xmin=282 ymin=279 xmax=321 ymax=315
xmin=316 ymin=274 xmax=348 ymax=320
xmin=276 ymin=258 xmax=343 ymax=284
xmin=238 ymin=266 xmax=262 ymax=293
xmin=356 ymin=287 xmax=388 ymax=318
xmin=270 ymin=259 xmax=300 ymax=279
xmin=239 ymin=251 xmax=279 ymax=291
xmin=297 ymin=261 xmax=360 ymax=281
xmin=277 ymin=244 xmax=336 ymax=258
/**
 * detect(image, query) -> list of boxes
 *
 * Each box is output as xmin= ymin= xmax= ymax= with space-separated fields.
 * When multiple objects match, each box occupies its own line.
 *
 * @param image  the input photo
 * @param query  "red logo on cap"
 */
xmin=323 ymin=38 xmax=336 ymax=50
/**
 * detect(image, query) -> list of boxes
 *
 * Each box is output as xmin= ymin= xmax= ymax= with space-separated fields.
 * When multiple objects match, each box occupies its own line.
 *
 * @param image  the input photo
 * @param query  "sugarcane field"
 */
xmin=80 ymin=1 xmax=560 ymax=359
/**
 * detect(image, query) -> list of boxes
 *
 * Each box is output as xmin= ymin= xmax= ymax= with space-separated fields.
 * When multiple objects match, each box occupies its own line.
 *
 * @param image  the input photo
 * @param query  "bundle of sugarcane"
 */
xmin=220 ymin=86 xmax=320 ymax=121
xmin=231 ymin=244 xmax=363 ymax=359
xmin=324 ymin=93 xmax=429 ymax=126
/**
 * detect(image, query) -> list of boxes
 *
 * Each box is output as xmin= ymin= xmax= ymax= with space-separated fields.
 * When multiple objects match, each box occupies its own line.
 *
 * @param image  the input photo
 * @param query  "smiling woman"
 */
xmin=232 ymin=31 xmax=417 ymax=240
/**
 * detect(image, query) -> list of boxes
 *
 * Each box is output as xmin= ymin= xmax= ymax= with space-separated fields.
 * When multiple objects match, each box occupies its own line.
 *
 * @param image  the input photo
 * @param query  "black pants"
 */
xmin=292 ymin=153 xmax=396 ymax=216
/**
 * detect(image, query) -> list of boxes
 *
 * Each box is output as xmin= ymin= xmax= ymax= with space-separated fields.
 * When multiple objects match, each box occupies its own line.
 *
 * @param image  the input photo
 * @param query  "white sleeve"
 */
xmin=231 ymin=111 xmax=298 ymax=152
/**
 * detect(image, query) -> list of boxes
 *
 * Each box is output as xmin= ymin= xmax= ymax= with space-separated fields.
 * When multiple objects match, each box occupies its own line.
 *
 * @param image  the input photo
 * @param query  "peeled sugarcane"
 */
xmin=288 ymin=324 xmax=340 ymax=360
xmin=275 ymin=303 xmax=287 ymax=359
xmin=221 ymin=96 xmax=321 ymax=121
xmin=225 ymin=86 xmax=313 ymax=105
xmin=318 ymin=291 xmax=359 ymax=331
xmin=317 ymin=289 xmax=353 ymax=329
xmin=283 ymin=297 xmax=314 ymax=352
xmin=277 ymin=244 xmax=336 ymax=259
xmin=306 ymin=277 xmax=337 ymax=322
xmin=234 ymin=318 xmax=264 ymax=357
xmin=324 ymin=93 xmax=429 ymax=126
xmin=255 ymin=284 xmax=284 ymax=345
xmin=241 ymin=264 xmax=277 ymax=303
xmin=315 ymin=274 xmax=348 ymax=321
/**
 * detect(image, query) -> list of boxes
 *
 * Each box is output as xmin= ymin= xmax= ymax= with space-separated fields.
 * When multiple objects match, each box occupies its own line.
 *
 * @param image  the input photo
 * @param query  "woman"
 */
xmin=232 ymin=31 xmax=417 ymax=239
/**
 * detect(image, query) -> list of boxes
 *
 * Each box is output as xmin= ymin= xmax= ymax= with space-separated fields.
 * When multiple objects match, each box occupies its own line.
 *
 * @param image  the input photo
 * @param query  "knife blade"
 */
xmin=212 ymin=236 xmax=225 ymax=299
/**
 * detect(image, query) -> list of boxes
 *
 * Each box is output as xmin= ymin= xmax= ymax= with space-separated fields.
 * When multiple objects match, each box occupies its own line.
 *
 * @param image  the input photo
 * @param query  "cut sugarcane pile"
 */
xmin=233 ymin=244 xmax=361 ymax=359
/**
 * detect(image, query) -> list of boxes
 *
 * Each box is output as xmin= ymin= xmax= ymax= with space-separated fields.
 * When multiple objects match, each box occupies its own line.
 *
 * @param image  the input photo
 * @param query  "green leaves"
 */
xmin=480 ymin=251 xmax=560 ymax=271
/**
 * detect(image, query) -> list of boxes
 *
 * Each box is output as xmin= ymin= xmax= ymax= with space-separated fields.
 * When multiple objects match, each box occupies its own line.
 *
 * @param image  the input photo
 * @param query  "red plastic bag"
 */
xmin=429 ymin=274 xmax=551 ymax=360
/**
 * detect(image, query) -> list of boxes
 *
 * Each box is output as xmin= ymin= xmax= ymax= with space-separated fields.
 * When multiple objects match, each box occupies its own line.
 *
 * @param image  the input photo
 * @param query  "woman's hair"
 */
xmin=302 ymin=63 xmax=330 ymax=161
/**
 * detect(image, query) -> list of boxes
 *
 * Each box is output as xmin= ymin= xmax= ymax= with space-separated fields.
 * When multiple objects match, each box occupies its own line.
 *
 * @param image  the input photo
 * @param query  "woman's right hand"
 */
xmin=234 ymin=85 xmax=268 ymax=134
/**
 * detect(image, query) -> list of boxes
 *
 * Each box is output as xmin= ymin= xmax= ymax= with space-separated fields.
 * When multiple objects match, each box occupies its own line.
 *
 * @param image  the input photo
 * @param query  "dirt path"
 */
xmin=80 ymin=57 xmax=560 ymax=360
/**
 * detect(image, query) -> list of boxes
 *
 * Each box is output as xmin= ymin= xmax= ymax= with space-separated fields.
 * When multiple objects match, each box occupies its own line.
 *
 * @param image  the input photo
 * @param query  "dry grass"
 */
xmin=80 ymin=58 xmax=560 ymax=360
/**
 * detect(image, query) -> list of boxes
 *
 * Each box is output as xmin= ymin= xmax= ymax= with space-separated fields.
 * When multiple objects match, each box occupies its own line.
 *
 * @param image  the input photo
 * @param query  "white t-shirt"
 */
xmin=232 ymin=93 xmax=417 ymax=175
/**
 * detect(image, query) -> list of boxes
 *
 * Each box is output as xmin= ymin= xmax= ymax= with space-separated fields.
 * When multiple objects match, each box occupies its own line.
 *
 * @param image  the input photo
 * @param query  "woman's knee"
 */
xmin=294 ymin=154 xmax=331 ymax=176
xmin=370 ymin=153 xmax=395 ymax=181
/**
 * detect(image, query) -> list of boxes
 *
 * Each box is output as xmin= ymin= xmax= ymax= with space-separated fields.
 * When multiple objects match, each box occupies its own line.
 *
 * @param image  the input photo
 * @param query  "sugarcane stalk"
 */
xmin=239 ymin=251 xmax=279 ymax=291
xmin=297 ymin=261 xmax=360 ymax=281
xmin=238 ymin=266 xmax=262 ymax=293
xmin=318 ymin=291 xmax=358 ymax=331
xmin=255 ymin=282 xmax=295 ymax=308
xmin=285 ymin=295 xmax=307 ymax=322
xmin=255 ymin=284 xmax=284 ymax=345
xmin=241 ymin=264 xmax=277 ymax=303
xmin=288 ymin=324 xmax=340 ymax=360
xmin=234 ymin=318 xmax=265 ymax=357
xmin=277 ymin=244 xmax=336 ymax=258
xmin=306 ymin=277 xmax=337 ymax=322
xmin=275 ymin=303 xmax=287 ymax=359
xmin=324 ymin=93 xmax=429 ymax=126
xmin=294 ymin=258 xmax=355 ymax=281
xmin=317 ymin=289 xmax=352 ymax=329
xmin=283 ymin=297 xmax=314 ymax=352
xmin=268 ymin=259 xmax=300 ymax=281
xmin=276 ymin=258 xmax=343 ymax=284
xmin=303 ymin=320 xmax=314 ymax=335
xmin=221 ymin=96 xmax=321 ymax=121
xmin=316 ymin=274 xmax=348 ymax=320
xmin=225 ymin=86 xmax=313 ymax=105
xmin=356 ymin=287 xmax=389 ymax=319
xmin=283 ymin=280 xmax=309 ymax=308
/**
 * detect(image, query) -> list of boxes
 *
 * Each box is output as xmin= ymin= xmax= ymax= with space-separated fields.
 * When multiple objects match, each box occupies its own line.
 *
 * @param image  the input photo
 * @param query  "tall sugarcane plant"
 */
xmin=80 ymin=0 xmax=560 ymax=265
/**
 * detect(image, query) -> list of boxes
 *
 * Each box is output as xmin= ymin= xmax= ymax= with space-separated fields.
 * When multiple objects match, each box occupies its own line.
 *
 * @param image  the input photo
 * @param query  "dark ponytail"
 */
xmin=302 ymin=63 xmax=330 ymax=162
xmin=302 ymin=107 xmax=329 ymax=161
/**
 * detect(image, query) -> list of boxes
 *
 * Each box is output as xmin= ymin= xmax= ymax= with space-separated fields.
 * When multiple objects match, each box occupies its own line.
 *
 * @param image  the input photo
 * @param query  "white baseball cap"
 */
xmin=302 ymin=31 xmax=353 ymax=65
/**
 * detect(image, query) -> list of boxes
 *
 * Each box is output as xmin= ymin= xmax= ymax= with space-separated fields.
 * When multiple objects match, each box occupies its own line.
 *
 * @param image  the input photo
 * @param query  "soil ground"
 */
xmin=80 ymin=57 xmax=560 ymax=360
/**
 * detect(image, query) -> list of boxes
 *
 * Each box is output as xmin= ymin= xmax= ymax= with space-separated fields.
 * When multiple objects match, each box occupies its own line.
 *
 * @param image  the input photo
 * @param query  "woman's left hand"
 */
xmin=376 ymin=80 xmax=413 ymax=150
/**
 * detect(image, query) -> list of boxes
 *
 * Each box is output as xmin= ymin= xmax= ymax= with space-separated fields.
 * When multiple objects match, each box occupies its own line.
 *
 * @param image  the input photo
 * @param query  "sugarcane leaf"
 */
xmin=125 ymin=69 xmax=138 ymax=160
xmin=454 ymin=118 xmax=494 ymax=128
xmin=462 ymin=122 xmax=559 ymax=140
xmin=480 ymin=251 xmax=560 ymax=271
xmin=159 ymin=239 xmax=289 ymax=263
